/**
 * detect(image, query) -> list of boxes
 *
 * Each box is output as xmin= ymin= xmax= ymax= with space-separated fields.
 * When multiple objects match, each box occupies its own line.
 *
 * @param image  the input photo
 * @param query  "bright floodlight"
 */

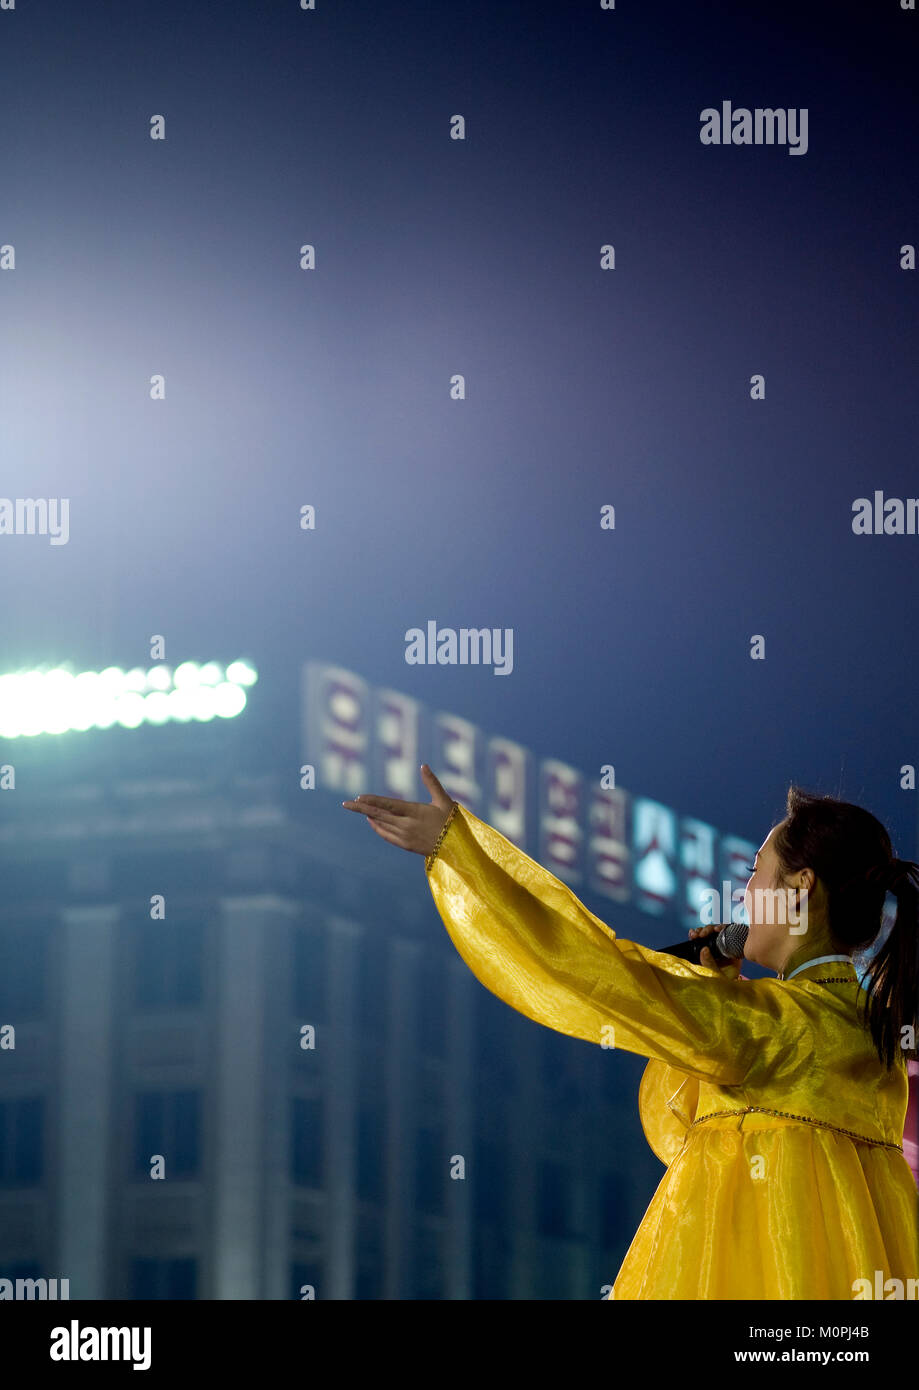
xmin=226 ymin=660 xmax=257 ymax=686
xmin=146 ymin=665 xmax=173 ymax=691
xmin=0 ymin=659 xmax=257 ymax=737
xmin=173 ymin=661 xmax=201 ymax=688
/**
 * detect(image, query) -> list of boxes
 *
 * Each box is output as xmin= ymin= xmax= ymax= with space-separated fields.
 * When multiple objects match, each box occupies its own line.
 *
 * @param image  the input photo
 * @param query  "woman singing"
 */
xmin=343 ymin=768 xmax=919 ymax=1300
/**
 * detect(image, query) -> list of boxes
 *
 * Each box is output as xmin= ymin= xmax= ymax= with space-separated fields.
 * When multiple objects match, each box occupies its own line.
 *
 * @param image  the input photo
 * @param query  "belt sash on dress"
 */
xmin=689 ymin=1107 xmax=903 ymax=1151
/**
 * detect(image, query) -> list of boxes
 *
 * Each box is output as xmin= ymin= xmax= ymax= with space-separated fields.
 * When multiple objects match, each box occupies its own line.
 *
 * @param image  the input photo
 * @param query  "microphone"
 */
xmin=658 ymin=921 xmax=749 ymax=967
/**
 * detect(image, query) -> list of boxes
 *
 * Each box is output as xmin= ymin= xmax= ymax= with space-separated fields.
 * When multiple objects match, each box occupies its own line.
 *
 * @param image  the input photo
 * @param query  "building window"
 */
xmin=132 ymin=1091 xmax=200 ymax=1179
xmin=0 ymin=1261 xmax=41 ymax=1283
xmin=473 ymin=992 xmax=514 ymax=1088
xmin=414 ymin=1122 xmax=445 ymax=1216
xmin=130 ymin=1258 xmax=197 ymax=1299
xmin=412 ymin=1221 xmax=443 ymax=1300
xmin=417 ymin=950 xmax=446 ymax=1058
xmin=472 ymin=1138 xmax=508 ymax=1226
xmin=473 ymin=1227 xmax=510 ymax=1299
xmin=0 ymin=924 xmax=48 ymax=1020
xmin=133 ymin=917 xmax=204 ymax=1008
xmin=356 ymin=1103 xmax=384 ymax=1204
xmin=536 ymin=1159 xmax=576 ymax=1239
xmin=354 ymin=1209 xmax=383 ymax=1299
xmin=599 ymin=1170 xmax=628 ymax=1249
xmin=290 ymin=1095 xmax=323 ymax=1187
xmin=0 ymin=1096 xmax=43 ymax=1185
xmin=541 ymin=1031 xmax=584 ymax=1108
xmin=355 ymin=929 xmax=386 ymax=1032
xmin=291 ymin=922 xmax=327 ymax=1023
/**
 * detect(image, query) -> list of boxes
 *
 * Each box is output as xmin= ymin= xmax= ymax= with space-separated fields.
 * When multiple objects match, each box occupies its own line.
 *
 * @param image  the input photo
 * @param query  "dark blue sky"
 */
xmin=1 ymin=0 xmax=917 ymax=862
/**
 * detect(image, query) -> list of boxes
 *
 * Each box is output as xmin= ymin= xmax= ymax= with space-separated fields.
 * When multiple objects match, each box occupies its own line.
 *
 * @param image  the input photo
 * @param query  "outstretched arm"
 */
xmin=343 ymin=768 xmax=804 ymax=1086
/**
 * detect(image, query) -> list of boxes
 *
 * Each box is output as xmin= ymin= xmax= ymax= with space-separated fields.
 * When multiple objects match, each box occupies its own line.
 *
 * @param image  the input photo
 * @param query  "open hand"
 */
xmin=688 ymin=924 xmax=743 ymax=980
xmin=342 ymin=764 xmax=456 ymax=855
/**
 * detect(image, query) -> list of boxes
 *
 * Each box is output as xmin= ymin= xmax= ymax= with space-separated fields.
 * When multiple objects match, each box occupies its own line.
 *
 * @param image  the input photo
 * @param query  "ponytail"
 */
xmin=856 ymin=858 xmax=919 ymax=1069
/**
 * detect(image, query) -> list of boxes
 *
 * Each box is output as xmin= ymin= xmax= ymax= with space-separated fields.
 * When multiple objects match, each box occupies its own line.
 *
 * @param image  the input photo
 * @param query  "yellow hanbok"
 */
xmin=424 ymin=802 xmax=919 ymax=1300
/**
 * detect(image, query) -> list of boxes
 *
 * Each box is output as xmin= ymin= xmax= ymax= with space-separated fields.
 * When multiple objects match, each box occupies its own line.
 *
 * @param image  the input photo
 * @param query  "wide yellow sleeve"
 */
xmin=425 ymin=801 xmax=806 ymax=1086
xmin=638 ymin=1060 xmax=701 ymax=1164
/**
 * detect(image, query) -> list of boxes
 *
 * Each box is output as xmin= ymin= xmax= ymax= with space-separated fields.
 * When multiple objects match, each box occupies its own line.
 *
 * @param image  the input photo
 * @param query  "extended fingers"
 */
xmin=347 ymin=806 xmax=403 ymax=829
xmin=342 ymin=794 xmax=408 ymax=822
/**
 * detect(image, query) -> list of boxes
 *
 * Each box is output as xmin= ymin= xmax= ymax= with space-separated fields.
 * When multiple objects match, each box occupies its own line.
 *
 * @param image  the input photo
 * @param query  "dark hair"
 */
xmin=770 ymin=785 xmax=919 ymax=1070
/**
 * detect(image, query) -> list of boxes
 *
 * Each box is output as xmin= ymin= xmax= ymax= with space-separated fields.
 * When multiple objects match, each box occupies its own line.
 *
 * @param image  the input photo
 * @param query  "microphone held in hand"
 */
xmin=659 ymin=921 xmax=749 ymax=966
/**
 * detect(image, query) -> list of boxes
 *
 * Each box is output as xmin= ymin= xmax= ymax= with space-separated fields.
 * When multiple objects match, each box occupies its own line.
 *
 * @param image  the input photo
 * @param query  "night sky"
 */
xmin=2 ymin=0 xmax=917 ymax=863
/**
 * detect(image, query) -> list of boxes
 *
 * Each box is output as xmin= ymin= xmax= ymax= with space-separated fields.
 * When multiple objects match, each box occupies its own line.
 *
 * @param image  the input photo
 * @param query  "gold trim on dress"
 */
xmin=425 ymin=800 xmax=459 ymax=871
xmin=689 ymin=1107 xmax=903 ymax=1151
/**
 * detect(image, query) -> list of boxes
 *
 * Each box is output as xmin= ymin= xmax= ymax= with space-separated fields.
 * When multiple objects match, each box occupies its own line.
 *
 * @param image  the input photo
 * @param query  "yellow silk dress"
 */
xmin=424 ymin=801 xmax=919 ymax=1300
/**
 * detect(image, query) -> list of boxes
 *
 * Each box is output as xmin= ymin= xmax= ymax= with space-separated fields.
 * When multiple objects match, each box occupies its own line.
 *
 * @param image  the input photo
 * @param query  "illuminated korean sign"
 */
xmin=303 ymin=660 xmax=755 ymax=929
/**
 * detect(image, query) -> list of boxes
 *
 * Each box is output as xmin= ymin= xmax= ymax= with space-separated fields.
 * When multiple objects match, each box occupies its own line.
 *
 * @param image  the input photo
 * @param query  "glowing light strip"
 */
xmin=0 ymin=660 xmax=257 ymax=738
